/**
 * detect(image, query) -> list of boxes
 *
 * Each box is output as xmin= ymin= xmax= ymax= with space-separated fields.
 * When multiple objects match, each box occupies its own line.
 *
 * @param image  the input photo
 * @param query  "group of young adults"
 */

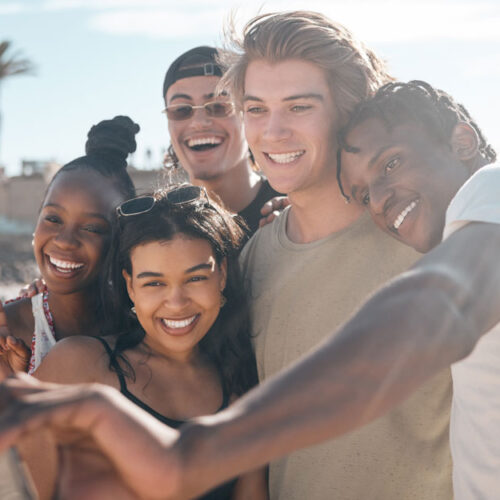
xmin=0 ymin=9 xmax=499 ymax=500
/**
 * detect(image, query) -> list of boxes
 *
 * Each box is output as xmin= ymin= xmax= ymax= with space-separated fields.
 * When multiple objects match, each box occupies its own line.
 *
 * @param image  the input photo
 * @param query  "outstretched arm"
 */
xmin=0 ymin=222 xmax=499 ymax=499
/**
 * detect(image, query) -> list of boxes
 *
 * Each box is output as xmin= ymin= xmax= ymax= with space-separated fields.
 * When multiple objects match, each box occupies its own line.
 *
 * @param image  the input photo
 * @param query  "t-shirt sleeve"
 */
xmin=443 ymin=165 xmax=500 ymax=240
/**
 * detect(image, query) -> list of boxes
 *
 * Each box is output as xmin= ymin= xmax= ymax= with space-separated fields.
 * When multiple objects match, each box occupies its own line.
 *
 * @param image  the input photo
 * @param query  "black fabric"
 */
xmin=163 ymin=46 xmax=223 ymax=98
xmin=95 ymin=337 xmax=236 ymax=499
xmin=238 ymin=179 xmax=281 ymax=236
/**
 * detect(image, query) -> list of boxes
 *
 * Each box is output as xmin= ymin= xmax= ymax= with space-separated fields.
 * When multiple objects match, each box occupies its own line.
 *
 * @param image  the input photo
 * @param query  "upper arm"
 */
xmin=33 ymin=336 xmax=107 ymax=384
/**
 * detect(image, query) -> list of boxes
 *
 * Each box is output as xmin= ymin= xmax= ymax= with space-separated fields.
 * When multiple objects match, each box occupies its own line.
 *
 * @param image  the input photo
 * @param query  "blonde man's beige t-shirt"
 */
xmin=240 ymin=208 xmax=452 ymax=500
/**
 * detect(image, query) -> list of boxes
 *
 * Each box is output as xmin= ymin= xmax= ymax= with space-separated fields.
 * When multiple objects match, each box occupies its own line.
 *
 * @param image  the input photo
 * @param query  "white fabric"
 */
xmin=29 ymin=292 xmax=57 ymax=374
xmin=443 ymin=163 xmax=500 ymax=500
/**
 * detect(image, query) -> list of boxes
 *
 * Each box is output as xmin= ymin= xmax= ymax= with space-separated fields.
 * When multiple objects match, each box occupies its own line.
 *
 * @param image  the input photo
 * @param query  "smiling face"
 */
xmin=33 ymin=169 xmax=124 ymax=295
xmin=340 ymin=118 xmax=473 ymax=252
xmin=123 ymin=235 xmax=226 ymax=360
xmin=242 ymin=59 xmax=338 ymax=196
xmin=166 ymin=75 xmax=248 ymax=181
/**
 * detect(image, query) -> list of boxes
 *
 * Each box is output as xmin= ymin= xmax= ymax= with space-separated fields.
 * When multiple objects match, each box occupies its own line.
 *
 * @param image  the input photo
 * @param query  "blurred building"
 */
xmin=0 ymin=160 xmax=164 ymax=231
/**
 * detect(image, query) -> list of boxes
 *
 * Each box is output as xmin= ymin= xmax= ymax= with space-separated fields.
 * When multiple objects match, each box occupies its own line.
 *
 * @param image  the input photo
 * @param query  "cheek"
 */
xmin=168 ymin=122 xmax=184 ymax=148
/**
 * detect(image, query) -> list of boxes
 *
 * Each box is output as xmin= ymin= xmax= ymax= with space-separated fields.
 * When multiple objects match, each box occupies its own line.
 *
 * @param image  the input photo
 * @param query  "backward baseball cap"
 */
xmin=162 ymin=46 xmax=224 ymax=98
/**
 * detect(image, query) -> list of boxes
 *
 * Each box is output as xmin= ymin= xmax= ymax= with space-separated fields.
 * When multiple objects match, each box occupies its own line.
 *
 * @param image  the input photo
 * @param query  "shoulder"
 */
xmin=33 ymin=336 xmax=113 ymax=384
xmin=4 ymin=297 xmax=35 ymax=344
xmin=444 ymin=164 xmax=500 ymax=239
xmin=240 ymin=209 xmax=284 ymax=261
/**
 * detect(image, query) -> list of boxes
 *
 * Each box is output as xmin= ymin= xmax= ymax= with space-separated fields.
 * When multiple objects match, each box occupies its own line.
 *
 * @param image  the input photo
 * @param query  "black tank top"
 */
xmin=96 ymin=337 xmax=235 ymax=499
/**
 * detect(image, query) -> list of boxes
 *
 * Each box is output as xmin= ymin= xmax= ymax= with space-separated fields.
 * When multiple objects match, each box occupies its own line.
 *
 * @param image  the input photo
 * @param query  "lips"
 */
xmin=185 ymin=136 xmax=223 ymax=152
xmin=391 ymin=199 xmax=419 ymax=231
xmin=47 ymin=255 xmax=85 ymax=276
xmin=159 ymin=314 xmax=200 ymax=336
xmin=266 ymin=150 xmax=305 ymax=164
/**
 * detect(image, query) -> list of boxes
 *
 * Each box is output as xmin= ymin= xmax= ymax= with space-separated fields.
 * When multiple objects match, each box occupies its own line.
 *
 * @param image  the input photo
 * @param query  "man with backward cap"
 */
xmin=162 ymin=46 xmax=280 ymax=235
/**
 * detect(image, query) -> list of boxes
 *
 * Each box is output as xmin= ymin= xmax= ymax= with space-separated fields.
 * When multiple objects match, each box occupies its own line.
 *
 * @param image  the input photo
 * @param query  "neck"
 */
xmin=47 ymin=288 xmax=100 ymax=340
xmin=286 ymin=178 xmax=364 ymax=244
xmin=193 ymin=159 xmax=262 ymax=214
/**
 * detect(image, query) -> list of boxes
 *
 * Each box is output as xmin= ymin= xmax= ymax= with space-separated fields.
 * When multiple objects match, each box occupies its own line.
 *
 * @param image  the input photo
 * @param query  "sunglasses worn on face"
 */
xmin=116 ymin=185 xmax=209 ymax=217
xmin=162 ymin=101 xmax=235 ymax=121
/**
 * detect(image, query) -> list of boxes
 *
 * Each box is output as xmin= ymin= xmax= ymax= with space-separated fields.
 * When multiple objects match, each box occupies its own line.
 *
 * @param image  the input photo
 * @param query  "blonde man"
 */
xmin=220 ymin=11 xmax=451 ymax=500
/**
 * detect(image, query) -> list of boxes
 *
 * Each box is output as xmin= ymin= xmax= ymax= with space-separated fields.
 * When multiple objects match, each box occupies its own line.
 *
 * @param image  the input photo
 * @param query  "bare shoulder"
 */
xmin=34 ymin=336 xmax=117 ymax=386
xmin=4 ymin=298 xmax=35 ymax=344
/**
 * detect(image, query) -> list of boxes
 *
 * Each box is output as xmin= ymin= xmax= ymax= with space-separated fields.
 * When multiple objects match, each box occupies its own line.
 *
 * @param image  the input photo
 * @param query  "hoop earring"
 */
xmin=220 ymin=294 xmax=227 ymax=307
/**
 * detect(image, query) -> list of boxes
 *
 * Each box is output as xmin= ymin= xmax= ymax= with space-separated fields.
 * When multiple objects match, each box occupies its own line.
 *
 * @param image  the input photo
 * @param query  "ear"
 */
xmin=219 ymin=258 xmax=227 ymax=292
xmin=122 ymin=269 xmax=135 ymax=304
xmin=451 ymin=122 xmax=479 ymax=162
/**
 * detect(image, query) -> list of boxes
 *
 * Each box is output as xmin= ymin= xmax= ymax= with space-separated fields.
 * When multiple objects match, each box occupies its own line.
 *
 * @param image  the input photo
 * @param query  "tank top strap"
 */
xmin=94 ymin=337 xmax=128 ymax=394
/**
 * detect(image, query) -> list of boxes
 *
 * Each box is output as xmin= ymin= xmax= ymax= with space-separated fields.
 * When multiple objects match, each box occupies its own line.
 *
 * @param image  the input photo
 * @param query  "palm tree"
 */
xmin=0 ymin=41 xmax=35 ymax=163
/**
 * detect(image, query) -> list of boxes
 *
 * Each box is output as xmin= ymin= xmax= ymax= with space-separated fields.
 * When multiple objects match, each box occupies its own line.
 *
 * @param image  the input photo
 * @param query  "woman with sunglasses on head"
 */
xmin=0 ymin=116 xmax=139 ymax=377
xmin=18 ymin=186 xmax=267 ymax=499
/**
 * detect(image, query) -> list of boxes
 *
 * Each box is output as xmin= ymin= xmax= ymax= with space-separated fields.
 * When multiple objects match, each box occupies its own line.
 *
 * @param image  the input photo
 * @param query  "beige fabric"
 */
xmin=240 ymin=208 xmax=453 ymax=500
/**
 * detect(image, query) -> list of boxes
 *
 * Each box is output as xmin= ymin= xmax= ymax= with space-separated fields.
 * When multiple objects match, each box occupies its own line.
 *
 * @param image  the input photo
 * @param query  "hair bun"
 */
xmin=85 ymin=115 xmax=140 ymax=169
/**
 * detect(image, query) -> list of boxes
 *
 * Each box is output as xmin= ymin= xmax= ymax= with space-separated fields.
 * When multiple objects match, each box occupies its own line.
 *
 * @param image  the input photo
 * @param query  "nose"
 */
xmin=262 ymin=110 xmax=291 ymax=142
xmin=54 ymin=226 xmax=80 ymax=250
xmin=164 ymin=285 xmax=189 ymax=309
xmin=368 ymin=179 xmax=393 ymax=216
xmin=190 ymin=107 xmax=213 ymax=128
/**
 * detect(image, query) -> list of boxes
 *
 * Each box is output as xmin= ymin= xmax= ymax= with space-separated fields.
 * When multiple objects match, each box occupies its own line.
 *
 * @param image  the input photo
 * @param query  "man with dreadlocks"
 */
xmin=336 ymin=80 xmax=499 ymax=499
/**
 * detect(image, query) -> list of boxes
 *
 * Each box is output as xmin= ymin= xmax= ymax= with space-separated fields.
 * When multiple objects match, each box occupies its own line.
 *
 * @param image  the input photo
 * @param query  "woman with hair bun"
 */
xmin=0 ymin=115 xmax=139 ymax=374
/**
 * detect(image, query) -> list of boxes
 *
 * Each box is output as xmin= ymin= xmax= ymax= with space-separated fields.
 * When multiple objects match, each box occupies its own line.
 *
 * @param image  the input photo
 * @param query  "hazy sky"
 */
xmin=1 ymin=0 xmax=499 ymax=176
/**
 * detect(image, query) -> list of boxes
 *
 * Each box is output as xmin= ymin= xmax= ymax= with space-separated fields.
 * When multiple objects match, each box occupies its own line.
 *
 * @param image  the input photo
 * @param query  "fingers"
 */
xmin=259 ymin=212 xmax=280 ymax=228
xmin=18 ymin=278 xmax=45 ymax=299
xmin=260 ymin=196 xmax=289 ymax=217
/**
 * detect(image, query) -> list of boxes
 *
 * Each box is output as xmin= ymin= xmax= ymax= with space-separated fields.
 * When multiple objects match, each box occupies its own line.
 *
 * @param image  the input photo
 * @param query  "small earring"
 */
xmin=131 ymin=306 xmax=136 ymax=314
xmin=220 ymin=294 xmax=227 ymax=307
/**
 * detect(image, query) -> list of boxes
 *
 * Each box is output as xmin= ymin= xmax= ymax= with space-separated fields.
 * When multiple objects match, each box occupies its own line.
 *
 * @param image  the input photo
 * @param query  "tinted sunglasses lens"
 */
xmin=119 ymin=197 xmax=155 ymax=216
xmin=166 ymin=105 xmax=193 ymax=121
xmin=206 ymin=102 xmax=233 ymax=117
xmin=166 ymin=186 xmax=202 ymax=204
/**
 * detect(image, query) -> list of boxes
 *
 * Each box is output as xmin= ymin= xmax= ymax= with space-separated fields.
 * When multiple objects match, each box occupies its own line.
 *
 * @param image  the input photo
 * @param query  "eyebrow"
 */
xmin=243 ymin=93 xmax=324 ymax=103
xmin=186 ymin=263 xmax=213 ymax=273
xmin=346 ymin=145 xmax=394 ymax=200
xmin=135 ymin=263 xmax=213 ymax=279
xmin=169 ymin=92 xmax=216 ymax=103
xmin=43 ymin=203 xmax=109 ymax=222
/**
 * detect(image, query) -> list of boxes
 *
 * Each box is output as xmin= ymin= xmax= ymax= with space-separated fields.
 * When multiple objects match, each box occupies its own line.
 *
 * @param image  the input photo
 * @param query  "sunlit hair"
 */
xmin=101 ymin=188 xmax=257 ymax=396
xmin=336 ymin=80 xmax=497 ymax=200
xmin=219 ymin=11 xmax=392 ymax=127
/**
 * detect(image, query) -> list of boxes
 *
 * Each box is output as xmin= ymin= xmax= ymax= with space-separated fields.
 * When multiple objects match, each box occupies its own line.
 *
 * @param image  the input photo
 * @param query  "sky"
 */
xmin=1 ymin=0 xmax=500 ymax=176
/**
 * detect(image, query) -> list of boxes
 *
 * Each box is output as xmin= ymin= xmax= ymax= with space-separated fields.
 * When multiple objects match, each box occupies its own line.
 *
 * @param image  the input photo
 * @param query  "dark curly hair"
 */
xmin=337 ymin=80 xmax=496 ymax=200
xmin=101 ymin=187 xmax=258 ymax=397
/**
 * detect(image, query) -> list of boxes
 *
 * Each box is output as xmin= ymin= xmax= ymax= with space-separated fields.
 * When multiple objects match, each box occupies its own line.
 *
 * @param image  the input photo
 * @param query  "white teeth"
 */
xmin=187 ymin=137 xmax=222 ymax=147
xmin=161 ymin=315 xmax=197 ymax=329
xmin=49 ymin=256 xmax=84 ymax=272
xmin=393 ymin=200 xmax=418 ymax=230
xmin=267 ymin=151 xmax=304 ymax=164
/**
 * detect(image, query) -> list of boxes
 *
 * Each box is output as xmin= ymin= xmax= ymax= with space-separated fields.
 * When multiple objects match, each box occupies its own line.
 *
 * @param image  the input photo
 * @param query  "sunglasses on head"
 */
xmin=116 ymin=185 xmax=209 ymax=217
xmin=162 ymin=101 xmax=235 ymax=121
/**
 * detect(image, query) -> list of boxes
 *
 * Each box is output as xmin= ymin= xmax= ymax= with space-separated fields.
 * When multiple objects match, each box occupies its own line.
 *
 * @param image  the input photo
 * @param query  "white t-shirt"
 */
xmin=443 ymin=163 xmax=500 ymax=500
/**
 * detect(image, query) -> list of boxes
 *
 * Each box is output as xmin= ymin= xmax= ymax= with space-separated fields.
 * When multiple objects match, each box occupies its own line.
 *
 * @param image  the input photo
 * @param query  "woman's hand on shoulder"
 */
xmin=17 ymin=278 xmax=46 ymax=299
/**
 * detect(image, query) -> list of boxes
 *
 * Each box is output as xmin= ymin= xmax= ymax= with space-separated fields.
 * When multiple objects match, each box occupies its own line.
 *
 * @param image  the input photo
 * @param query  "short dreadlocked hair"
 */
xmin=336 ymin=80 xmax=496 ymax=200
